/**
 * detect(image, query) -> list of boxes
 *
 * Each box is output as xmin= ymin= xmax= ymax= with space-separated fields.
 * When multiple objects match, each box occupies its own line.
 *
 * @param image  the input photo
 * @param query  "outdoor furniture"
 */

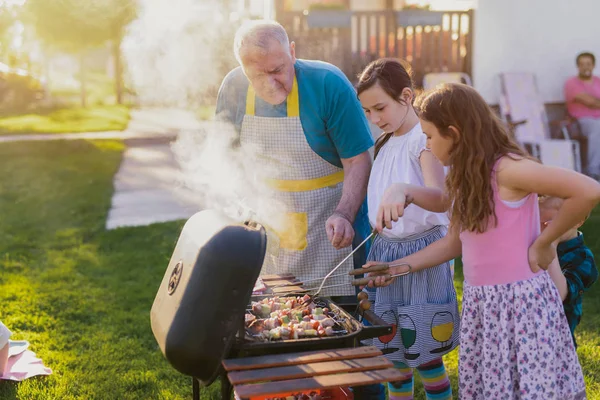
xmin=498 ymin=72 xmax=582 ymax=172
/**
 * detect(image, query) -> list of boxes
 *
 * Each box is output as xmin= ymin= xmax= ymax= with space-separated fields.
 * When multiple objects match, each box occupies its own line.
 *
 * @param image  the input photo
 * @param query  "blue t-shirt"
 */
xmin=215 ymin=59 xmax=373 ymax=257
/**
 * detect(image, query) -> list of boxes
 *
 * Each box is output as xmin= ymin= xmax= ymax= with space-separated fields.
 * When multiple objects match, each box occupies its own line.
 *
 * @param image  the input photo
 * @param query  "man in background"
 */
xmin=564 ymin=52 xmax=600 ymax=179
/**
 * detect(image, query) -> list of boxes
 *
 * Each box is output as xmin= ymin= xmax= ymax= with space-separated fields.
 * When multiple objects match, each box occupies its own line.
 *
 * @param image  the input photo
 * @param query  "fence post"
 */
xmin=273 ymin=0 xmax=285 ymax=21
xmin=465 ymin=9 xmax=475 ymax=82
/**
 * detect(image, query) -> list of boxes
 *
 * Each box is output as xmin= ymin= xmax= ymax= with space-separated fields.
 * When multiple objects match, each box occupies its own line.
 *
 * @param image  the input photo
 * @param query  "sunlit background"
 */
xmin=0 ymin=0 xmax=481 ymax=252
xmin=0 ymin=0 xmax=477 ymax=112
xmin=2 ymin=2 xmax=600 ymax=400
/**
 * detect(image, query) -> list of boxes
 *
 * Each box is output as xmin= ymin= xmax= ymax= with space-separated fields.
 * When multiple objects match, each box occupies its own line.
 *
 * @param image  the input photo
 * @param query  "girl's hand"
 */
xmin=360 ymin=261 xmax=410 ymax=288
xmin=376 ymin=183 xmax=413 ymax=232
xmin=358 ymin=261 xmax=393 ymax=289
xmin=528 ymin=239 xmax=557 ymax=272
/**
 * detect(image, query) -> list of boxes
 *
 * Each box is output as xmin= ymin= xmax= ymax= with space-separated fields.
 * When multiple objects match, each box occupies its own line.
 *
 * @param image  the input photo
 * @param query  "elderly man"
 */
xmin=564 ymin=52 xmax=600 ymax=179
xmin=216 ymin=20 xmax=374 ymax=298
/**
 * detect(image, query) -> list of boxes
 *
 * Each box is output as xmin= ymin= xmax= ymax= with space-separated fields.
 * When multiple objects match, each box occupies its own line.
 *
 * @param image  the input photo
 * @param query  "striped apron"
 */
xmin=366 ymin=226 xmax=459 ymax=367
xmin=239 ymin=76 xmax=355 ymax=296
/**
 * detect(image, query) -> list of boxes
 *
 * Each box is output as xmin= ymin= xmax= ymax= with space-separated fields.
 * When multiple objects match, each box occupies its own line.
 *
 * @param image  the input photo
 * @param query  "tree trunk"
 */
xmin=43 ymin=50 xmax=51 ymax=100
xmin=79 ymin=51 xmax=87 ymax=108
xmin=113 ymin=38 xmax=123 ymax=105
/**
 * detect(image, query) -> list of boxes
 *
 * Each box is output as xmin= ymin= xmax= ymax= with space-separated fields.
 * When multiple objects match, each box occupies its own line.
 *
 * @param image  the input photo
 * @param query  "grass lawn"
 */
xmin=0 ymin=140 xmax=597 ymax=399
xmin=0 ymin=140 xmax=218 ymax=399
xmin=49 ymin=71 xmax=123 ymax=107
xmin=0 ymin=105 xmax=131 ymax=135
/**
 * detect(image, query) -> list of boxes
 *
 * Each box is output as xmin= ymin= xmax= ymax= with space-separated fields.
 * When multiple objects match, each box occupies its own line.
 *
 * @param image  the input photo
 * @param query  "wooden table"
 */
xmin=222 ymin=346 xmax=402 ymax=400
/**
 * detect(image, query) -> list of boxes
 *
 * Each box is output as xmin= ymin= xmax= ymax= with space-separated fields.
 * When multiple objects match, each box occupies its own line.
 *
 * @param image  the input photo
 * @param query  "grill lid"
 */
xmin=150 ymin=210 xmax=267 ymax=385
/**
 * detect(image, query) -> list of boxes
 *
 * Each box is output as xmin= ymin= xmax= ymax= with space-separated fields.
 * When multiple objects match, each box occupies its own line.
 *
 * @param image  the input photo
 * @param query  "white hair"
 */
xmin=233 ymin=20 xmax=290 ymax=65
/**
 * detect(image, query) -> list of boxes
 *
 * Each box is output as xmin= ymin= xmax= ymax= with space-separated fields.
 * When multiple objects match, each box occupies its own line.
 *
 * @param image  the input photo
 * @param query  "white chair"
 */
xmin=498 ymin=72 xmax=581 ymax=172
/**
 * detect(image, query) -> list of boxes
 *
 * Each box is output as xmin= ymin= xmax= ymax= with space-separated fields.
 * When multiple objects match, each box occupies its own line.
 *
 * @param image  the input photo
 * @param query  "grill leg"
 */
xmin=221 ymin=376 xmax=233 ymax=399
xmin=192 ymin=377 xmax=200 ymax=400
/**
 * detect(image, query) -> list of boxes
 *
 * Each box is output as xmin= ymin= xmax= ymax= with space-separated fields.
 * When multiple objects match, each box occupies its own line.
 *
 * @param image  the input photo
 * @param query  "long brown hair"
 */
xmin=356 ymin=58 xmax=414 ymax=158
xmin=414 ymin=83 xmax=531 ymax=233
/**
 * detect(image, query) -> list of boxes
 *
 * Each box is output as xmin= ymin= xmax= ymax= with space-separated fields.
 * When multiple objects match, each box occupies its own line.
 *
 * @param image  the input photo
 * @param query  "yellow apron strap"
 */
xmin=246 ymin=84 xmax=256 ymax=116
xmin=266 ymin=170 xmax=344 ymax=192
xmin=287 ymin=76 xmax=299 ymax=117
xmin=246 ymin=76 xmax=299 ymax=117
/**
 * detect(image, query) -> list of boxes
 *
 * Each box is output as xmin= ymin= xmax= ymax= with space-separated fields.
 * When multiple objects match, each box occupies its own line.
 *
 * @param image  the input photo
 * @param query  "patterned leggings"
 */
xmin=388 ymin=358 xmax=452 ymax=400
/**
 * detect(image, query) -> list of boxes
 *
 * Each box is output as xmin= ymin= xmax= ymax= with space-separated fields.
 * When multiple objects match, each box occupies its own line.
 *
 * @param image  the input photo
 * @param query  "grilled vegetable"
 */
xmin=247 ymin=296 xmax=348 ymax=341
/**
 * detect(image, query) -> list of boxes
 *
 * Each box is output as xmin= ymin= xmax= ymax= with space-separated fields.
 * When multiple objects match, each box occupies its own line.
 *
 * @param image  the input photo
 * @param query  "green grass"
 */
xmin=0 ymin=105 xmax=131 ymax=135
xmin=0 ymin=140 xmax=219 ymax=399
xmin=577 ymin=211 xmax=600 ymax=397
xmin=0 ymin=140 xmax=597 ymax=399
xmin=49 ymin=71 xmax=122 ymax=107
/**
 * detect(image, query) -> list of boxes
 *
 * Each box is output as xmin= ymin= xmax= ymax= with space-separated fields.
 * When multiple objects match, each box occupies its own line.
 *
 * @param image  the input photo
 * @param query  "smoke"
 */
xmin=121 ymin=0 xmax=238 ymax=107
xmin=121 ymin=0 xmax=287 ymax=240
xmin=172 ymin=122 xmax=289 ymax=237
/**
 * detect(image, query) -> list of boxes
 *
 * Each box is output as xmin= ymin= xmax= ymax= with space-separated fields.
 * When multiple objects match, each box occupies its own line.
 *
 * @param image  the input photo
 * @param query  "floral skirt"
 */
xmin=459 ymin=272 xmax=587 ymax=399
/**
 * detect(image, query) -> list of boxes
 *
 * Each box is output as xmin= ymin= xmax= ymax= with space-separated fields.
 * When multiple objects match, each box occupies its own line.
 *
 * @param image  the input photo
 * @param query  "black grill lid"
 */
xmin=150 ymin=210 xmax=267 ymax=385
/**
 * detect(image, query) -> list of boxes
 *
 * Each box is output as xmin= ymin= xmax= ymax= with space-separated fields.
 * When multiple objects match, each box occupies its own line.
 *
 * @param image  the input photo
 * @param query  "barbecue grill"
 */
xmin=150 ymin=210 xmax=396 ymax=399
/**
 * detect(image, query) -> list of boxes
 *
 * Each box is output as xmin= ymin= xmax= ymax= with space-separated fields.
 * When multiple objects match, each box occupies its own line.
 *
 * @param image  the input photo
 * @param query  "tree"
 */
xmin=24 ymin=0 xmax=137 ymax=106
xmin=102 ymin=0 xmax=137 ymax=104
xmin=0 ymin=4 xmax=16 ymax=59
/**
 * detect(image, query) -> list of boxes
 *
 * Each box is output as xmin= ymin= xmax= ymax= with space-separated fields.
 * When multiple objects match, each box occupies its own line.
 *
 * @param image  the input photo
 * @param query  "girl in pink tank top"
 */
xmin=365 ymin=84 xmax=600 ymax=399
xmin=459 ymin=156 xmax=541 ymax=286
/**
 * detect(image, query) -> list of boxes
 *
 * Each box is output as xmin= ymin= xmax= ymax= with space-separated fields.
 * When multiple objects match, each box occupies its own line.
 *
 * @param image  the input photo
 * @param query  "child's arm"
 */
xmin=364 ymin=226 xmax=462 ymax=287
xmin=548 ymin=256 xmax=568 ymax=301
xmin=376 ymin=151 xmax=449 ymax=231
xmin=498 ymin=158 xmax=600 ymax=270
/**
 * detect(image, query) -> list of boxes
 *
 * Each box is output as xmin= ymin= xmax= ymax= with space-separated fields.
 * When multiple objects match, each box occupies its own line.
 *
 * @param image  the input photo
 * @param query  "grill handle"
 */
xmin=355 ymin=310 xmax=393 ymax=341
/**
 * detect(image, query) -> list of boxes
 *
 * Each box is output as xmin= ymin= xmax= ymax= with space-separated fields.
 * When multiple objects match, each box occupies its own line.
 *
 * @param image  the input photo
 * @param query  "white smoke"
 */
xmin=121 ymin=0 xmax=288 ymax=238
xmin=172 ymin=122 xmax=289 ymax=236
xmin=121 ymin=0 xmax=238 ymax=106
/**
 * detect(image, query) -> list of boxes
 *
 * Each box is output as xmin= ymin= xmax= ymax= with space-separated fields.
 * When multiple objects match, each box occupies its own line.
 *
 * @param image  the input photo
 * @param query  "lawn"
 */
xmin=0 ymin=105 xmax=131 ymax=135
xmin=0 ymin=140 xmax=597 ymax=399
xmin=48 ymin=71 xmax=125 ymax=107
xmin=0 ymin=140 xmax=219 ymax=399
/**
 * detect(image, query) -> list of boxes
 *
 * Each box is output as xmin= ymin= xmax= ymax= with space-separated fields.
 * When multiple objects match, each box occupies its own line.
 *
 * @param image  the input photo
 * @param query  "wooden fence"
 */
xmin=277 ymin=9 xmax=474 ymax=86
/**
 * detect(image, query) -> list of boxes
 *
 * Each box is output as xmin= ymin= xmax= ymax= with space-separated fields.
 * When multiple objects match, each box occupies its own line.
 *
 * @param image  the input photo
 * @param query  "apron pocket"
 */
xmin=396 ymin=301 xmax=460 ymax=368
xmin=277 ymin=212 xmax=308 ymax=251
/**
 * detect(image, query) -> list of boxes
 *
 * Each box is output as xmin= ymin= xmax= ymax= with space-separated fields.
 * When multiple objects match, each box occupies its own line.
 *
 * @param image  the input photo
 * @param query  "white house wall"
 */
xmin=473 ymin=0 xmax=600 ymax=104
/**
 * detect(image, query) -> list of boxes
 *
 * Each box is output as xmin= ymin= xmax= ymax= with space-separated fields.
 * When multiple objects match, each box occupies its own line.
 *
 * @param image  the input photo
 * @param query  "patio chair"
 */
xmin=422 ymin=72 xmax=472 ymax=90
xmin=498 ymin=72 xmax=582 ymax=172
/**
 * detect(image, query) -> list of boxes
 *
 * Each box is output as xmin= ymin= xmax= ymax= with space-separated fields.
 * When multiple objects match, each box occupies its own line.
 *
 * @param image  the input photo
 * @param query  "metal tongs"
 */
xmin=293 ymin=231 xmax=375 ymax=307
xmin=281 ymin=196 xmax=415 ymax=304
xmin=347 ymin=262 xmax=412 ymax=287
